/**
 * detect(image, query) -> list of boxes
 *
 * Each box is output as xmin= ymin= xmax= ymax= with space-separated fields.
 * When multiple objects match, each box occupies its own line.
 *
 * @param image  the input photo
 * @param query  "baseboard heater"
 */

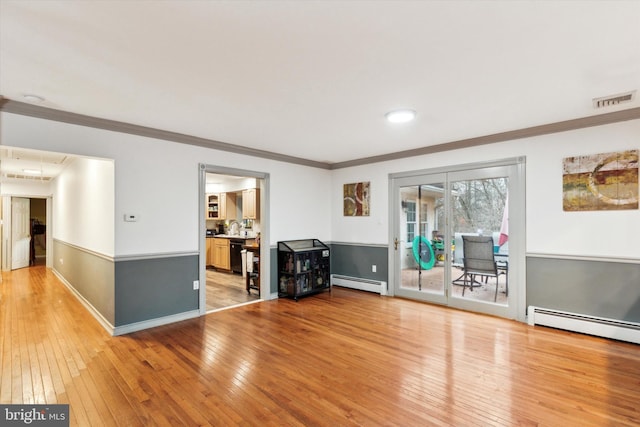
xmin=527 ymin=306 xmax=640 ymax=345
xmin=331 ymin=274 xmax=387 ymax=295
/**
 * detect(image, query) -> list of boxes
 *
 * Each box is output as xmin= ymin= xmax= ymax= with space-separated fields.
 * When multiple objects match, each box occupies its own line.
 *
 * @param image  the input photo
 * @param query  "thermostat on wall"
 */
xmin=124 ymin=214 xmax=138 ymax=222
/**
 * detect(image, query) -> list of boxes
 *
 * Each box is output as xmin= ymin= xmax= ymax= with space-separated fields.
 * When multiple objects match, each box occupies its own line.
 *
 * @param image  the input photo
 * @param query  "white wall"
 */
xmin=1 ymin=112 xmax=332 ymax=256
xmin=269 ymin=162 xmax=332 ymax=243
xmin=331 ymin=119 xmax=640 ymax=259
xmin=0 ymin=180 xmax=52 ymax=197
xmin=52 ymin=157 xmax=115 ymax=256
xmin=330 ymin=170 xmax=388 ymax=245
xmin=523 ymin=123 xmax=638 ymax=259
xmin=4 ymin=112 xmax=637 ymax=260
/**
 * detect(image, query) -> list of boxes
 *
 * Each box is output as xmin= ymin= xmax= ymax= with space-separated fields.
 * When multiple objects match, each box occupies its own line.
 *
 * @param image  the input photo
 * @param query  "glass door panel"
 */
xmin=448 ymin=166 xmax=514 ymax=317
xmin=395 ymin=175 xmax=447 ymax=305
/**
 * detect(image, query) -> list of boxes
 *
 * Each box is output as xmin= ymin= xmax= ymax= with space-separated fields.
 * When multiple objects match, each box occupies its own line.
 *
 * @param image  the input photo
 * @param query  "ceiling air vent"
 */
xmin=2 ymin=173 xmax=51 ymax=182
xmin=593 ymin=91 xmax=636 ymax=109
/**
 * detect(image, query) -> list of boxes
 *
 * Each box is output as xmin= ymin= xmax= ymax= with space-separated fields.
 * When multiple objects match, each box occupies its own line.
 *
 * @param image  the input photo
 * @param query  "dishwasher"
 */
xmin=230 ymin=239 xmax=244 ymax=274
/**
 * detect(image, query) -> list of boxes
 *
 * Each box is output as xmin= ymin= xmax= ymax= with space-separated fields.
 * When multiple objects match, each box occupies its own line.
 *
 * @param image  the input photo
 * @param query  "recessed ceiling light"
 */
xmin=385 ymin=109 xmax=416 ymax=124
xmin=23 ymin=169 xmax=42 ymax=175
xmin=22 ymin=94 xmax=45 ymax=103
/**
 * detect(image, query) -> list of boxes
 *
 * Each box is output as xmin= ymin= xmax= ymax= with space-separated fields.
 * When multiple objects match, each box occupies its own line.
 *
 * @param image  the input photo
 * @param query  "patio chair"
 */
xmin=452 ymin=232 xmax=477 ymax=286
xmin=461 ymin=235 xmax=502 ymax=301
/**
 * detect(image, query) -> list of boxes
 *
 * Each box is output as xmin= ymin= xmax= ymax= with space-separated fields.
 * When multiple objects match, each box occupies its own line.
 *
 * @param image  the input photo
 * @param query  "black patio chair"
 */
xmin=461 ymin=235 xmax=502 ymax=302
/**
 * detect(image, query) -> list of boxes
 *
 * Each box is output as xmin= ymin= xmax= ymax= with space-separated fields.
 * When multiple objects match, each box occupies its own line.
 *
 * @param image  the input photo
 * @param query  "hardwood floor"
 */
xmin=205 ymin=268 xmax=259 ymax=311
xmin=2 ymin=265 xmax=639 ymax=426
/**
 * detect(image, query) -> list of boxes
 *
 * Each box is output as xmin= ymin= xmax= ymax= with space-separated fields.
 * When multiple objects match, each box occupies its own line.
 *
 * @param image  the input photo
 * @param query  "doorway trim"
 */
xmin=1 ymin=195 xmax=53 ymax=271
xmin=198 ymin=164 xmax=271 ymax=315
xmin=388 ymin=157 xmax=527 ymax=322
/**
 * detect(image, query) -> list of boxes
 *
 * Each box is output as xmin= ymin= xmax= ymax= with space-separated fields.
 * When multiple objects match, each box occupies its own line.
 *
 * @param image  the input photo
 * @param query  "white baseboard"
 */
xmin=331 ymin=274 xmax=387 ymax=295
xmin=113 ymin=310 xmax=200 ymax=336
xmin=528 ymin=305 xmax=640 ymax=344
xmin=53 ymin=269 xmax=115 ymax=335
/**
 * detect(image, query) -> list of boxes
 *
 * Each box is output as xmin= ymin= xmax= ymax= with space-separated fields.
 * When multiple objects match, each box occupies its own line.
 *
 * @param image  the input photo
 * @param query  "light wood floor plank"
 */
xmin=2 ymin=265 xmax=640 ymax=426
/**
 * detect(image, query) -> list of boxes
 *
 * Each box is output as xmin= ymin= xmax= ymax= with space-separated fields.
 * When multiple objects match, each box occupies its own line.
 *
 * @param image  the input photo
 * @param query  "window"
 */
xmin=406 ymin=201 xmax=416 ymax=242
xmin=420 ymin=202 xmax=428 ymax=238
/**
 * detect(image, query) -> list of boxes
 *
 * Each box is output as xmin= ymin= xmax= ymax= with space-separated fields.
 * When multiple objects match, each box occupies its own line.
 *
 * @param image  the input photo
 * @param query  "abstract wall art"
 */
xmin=343 ymin=181 xmax=370 ymax=216
xmin=562 ymin=149 xmax=638 ymax=211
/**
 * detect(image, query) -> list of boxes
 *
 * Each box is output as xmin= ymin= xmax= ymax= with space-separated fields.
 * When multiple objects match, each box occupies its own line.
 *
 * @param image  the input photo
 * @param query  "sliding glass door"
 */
xmin=391 ymin=160 xmax=524 ymax=319
xmin=394 ymin=173 xmax=448 ymax=305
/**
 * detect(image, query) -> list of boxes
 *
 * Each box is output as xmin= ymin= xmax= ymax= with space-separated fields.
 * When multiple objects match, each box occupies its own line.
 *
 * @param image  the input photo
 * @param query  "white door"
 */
xmin=11 ymin=197 xmax=31 ymax=270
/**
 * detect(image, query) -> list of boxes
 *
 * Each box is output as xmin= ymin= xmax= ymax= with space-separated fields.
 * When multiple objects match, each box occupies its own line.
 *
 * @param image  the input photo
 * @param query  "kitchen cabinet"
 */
xmin=206 ymin=238 xmax=214 ymax=266
xmin=242 ymin=188 xmax=259 ymax=220
xmin=206 ymin=194 xmax=219 ymax=219
xmin=206 ymin=193 xmax=237 ymax=220
xmin=278 ymin=239 xmax=330 ymax=300
xmin=220 ymin=193 xmax=237 ymax=220
xmin=212 ymin=238 xmax=230 ymax=270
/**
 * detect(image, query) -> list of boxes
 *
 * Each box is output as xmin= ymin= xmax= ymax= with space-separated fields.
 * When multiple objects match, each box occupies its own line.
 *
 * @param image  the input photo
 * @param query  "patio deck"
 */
xmin=400 ymin=264 xmax=508 ymax=304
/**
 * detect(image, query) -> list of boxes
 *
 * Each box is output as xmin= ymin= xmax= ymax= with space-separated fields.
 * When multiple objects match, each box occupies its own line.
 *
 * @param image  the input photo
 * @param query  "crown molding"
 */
xmin=0 ymin=98 xmax=331 ymax=170
xmin=2 ymin=96 xmax=639 ymax=170
xmin=329 ymin=107 xmax=640 ymax=169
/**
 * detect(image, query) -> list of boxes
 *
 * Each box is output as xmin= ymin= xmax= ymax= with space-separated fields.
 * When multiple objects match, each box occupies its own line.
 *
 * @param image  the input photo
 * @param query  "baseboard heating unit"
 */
xmin=527 ymin=306 xmax=640 ymax=344
xmin=331 ymin=274 xmax=387 ymax=295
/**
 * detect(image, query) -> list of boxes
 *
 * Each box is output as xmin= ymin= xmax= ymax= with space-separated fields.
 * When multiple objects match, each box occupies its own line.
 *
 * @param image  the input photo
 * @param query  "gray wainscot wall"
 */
xmin=114 ymin=253 xmax=200 ymax=329
xmin=53 ymin=240 xmax=200 ymax=335
xmin=53 ymin=240 xmax=115 ymax=328
xmin=269 ymin=246 xmax=277 ymax=295
xmin=526 ymin=255 xmax=640 ymax=323
xmin=329 ymin=242 xmax=389 ymax=284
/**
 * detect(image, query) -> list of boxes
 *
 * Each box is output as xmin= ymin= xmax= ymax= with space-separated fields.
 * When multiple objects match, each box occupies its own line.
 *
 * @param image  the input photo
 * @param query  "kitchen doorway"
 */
xmin=199 ymin=164 xmax=270 ymax=314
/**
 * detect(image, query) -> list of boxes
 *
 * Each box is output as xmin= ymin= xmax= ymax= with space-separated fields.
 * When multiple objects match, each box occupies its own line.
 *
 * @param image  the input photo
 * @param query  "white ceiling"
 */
xmin=1 ymin=1 xmax=639 ymax=166
xmin=0 ymin=147 xmax=71 ymax=182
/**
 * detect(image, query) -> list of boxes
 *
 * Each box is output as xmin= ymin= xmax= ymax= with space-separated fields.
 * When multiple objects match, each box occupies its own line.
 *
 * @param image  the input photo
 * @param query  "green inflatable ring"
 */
xmin=412 ymin=236 xmax=435 ymax=270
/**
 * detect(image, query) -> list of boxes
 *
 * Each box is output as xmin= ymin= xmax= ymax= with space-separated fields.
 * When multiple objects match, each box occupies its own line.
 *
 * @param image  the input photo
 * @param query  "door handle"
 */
xmin=394 ymin=238 xmax=399 ymax=250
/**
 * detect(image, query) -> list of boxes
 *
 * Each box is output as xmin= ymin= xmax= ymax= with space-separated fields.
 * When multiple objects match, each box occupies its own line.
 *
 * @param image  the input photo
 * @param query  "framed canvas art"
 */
xmin=562 ymin=149 xmax=638 ymax=211
xmin=343 ymin=182 xmax=370 ymax=216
